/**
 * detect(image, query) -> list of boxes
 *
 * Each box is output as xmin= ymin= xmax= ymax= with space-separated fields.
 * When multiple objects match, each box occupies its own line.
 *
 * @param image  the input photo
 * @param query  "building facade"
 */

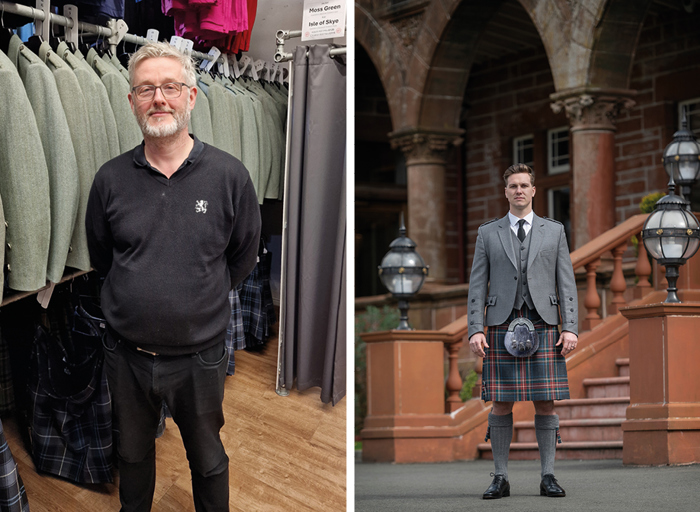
xmin=356 ymin=0 xmax=700 ymax=297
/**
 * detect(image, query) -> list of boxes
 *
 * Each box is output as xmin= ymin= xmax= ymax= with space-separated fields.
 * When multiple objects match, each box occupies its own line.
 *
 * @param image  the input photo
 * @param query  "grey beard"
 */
xmin=138 ymin=107 xmax=191 ymax=138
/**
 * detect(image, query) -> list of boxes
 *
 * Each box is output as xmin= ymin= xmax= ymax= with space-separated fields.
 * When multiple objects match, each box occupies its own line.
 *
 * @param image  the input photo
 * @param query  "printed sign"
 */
xmin=301 ymin=1 xmax=346 ymax=41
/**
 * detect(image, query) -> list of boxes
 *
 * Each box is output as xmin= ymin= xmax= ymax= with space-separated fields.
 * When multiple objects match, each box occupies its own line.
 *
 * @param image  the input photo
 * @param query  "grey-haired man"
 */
xmin=86 ymin=42 xmax=261 ymax=511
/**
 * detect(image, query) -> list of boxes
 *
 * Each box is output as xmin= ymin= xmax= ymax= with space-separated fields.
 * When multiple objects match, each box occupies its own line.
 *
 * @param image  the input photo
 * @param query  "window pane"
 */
xmin=513 ymin=135 xmax=534 ymax=166
xmin=548 ymin=127 xmax=570 ymax=174
xmin=679 ymin=99 xmax=700 ymax=138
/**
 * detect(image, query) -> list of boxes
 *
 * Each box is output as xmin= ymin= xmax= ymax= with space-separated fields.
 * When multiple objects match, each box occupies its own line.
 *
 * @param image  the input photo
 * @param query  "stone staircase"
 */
xmin=478 ymin=358 xmax=630 ymax=460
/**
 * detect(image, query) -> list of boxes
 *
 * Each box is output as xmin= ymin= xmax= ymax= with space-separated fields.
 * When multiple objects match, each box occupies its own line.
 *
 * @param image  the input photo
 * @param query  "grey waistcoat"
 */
xmin=512 ymin=228 xmax=535 ymax=311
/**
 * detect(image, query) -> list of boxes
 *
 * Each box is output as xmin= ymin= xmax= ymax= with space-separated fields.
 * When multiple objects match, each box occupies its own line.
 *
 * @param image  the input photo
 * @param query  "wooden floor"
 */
xmin=3 ymin=341 xmax=347 ymax=511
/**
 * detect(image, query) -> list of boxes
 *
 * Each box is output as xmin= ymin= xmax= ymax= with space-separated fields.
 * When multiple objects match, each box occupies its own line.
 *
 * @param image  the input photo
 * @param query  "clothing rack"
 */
xmin=274 ymin=29 xmax=346 ymax=62
xmin=0 ymin=0 xmax=228 ymax=64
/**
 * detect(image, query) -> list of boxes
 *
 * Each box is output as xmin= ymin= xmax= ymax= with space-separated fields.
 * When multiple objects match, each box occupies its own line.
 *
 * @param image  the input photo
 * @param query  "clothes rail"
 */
xmin=0 ymin=0 xmax=227 ymax=64
xmin=274 ymin=29 xmax=346 ymax=62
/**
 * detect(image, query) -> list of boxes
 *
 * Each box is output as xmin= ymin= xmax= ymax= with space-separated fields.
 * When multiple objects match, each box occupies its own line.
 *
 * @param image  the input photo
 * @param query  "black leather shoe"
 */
xmin=540 ymin=474 xmax=566 ymax=497
xmin=483 ymin=473 xmax=510 ymax=499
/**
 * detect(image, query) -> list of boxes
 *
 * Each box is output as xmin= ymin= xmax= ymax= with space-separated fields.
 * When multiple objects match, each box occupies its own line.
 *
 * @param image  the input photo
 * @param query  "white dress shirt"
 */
xmin=508 ymin=211 xmax=534 ymax=238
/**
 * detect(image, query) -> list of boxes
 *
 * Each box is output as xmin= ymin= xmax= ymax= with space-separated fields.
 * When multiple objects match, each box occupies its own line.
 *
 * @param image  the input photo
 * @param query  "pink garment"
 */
xmin=163 ymin=0 xmax=251 ymax=47
xmin=173 ymin=10 xmax=202 ymax=39
xmin=161 ymin=0 xmax=188 ymax=16
xmin=199 ymin=0 xmax=247 ymax=37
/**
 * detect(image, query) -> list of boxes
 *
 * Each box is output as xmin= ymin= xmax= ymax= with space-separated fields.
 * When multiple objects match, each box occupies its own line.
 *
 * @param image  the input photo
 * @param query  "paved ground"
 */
xmin=355 ymin=458 xmax=700 ymax=512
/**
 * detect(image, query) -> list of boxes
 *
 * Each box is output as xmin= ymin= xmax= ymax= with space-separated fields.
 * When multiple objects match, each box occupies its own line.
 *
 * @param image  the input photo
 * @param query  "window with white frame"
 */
xmin=678 ymin=98 xmax=700 ymax=136
xmin=513 ymin=134 xmax=534 ymax=166
xmin=547 ymin=127 xmax=570 ymax=174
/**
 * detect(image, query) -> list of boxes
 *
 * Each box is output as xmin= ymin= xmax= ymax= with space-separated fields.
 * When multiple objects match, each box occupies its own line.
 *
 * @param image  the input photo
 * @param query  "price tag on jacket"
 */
xmin=301 ymin=1 xmax=346 ymax=41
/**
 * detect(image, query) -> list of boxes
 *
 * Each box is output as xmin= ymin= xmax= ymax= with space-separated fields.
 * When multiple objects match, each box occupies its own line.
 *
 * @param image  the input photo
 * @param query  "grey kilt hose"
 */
xmin=482 ymin=307 xmax=570 ymax=402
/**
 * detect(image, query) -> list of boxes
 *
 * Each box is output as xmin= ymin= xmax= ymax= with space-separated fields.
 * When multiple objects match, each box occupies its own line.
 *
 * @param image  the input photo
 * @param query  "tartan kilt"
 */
xmin=482 ymin=307 xmax=570 ymax=402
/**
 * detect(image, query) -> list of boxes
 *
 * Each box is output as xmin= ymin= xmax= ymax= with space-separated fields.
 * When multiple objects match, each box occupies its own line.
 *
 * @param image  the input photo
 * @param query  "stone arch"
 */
xmin=355 ymin=3 xmax=407 ymax=132
xmin=522 ymin=0 xmax=653 ymax=91
xmin=413 ymin=0 xmax=654 ymax=130
xmin=413 ymin=0 xmax=505 ymax=130
xmin=586 ymin=0 xmax=654 ymax=89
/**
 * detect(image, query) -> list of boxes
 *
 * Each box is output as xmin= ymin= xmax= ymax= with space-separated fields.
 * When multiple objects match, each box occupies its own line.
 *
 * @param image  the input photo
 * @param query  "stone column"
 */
xmin=390 ymin=129 xmax=463 ymax=283
xmin=551 ymin=89 xmax=635 ymax=249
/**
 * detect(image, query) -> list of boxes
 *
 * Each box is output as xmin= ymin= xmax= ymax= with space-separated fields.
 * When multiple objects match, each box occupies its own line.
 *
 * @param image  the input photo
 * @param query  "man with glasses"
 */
xmin=86 ymin=42 xmax=261 ymax=512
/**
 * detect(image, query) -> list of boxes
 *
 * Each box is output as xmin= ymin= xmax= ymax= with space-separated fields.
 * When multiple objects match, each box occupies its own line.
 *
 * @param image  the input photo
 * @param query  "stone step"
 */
xmin=478 ymin=440 xmax=623 ymax=460
xmin=616 ymin=358 xmax=630 ymax=377
xmin=514 ymin=417 xmax=624 ymax=443
xmin=554 ymin=397 xmax=629 ymax=420
xmin=582 ymin=376 xmax=630 ymax=398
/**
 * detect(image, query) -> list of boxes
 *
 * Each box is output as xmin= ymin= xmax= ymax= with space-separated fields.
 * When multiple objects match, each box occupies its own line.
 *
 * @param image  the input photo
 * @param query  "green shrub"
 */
xmin=355 ymin=305 xmax=400 ymax=440
xmin=459 ymin=369 xmax=479 ymax=401
xmin=640 ymin=192 xmax=665 ymax=214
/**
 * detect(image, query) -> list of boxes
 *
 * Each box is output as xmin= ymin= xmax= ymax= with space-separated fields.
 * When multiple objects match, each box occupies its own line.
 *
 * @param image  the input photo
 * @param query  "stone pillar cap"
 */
xmin=549 ymin=86 xmax=637 ymax=103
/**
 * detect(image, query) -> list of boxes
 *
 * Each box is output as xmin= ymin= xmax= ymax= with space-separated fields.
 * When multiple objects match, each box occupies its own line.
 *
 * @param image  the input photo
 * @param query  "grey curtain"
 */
xmin=279 ymin=45 xmax=346 ymax=405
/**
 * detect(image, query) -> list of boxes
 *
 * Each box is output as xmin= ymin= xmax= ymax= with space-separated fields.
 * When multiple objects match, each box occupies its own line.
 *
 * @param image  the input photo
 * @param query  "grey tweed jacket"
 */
xmin=467 ymin=212 xmax=578 ymax=339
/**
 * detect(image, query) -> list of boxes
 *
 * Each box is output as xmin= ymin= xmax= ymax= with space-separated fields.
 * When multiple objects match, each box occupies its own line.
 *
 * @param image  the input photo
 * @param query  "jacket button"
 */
xmin=5 ymin=243 xmax=10 ymax=250
xmin=470 ymin=320 xmax=474 ymax=325
xmin=570 ymin=308 xmax=574 ymax=312
xmin=569 ymin=297 xmax=573 ymax=301
xmin=570 ymin=320 xmax=575 ymax=323
xmin=514 ymin=276 xmax=517 ymax=280
xmin=470 ymin=310 xmax=475 ymax=315
xmin=471 ymin=299 xmax=475 ymax=303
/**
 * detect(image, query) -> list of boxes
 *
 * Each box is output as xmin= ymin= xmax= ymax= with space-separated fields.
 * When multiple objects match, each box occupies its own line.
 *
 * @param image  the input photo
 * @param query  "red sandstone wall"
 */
xmin=462 ymin=8 xmax=700 ymax=281
xmin=615 ymin=9 xmax=700 ymax=223
xmin=463 ymin=46 xmax=559 ymax=276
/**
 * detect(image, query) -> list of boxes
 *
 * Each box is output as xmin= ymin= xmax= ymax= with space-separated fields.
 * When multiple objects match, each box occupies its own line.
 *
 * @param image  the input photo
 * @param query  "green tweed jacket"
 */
xmin=59 ymin=43 xmax=114 ymax=168
xmin=189 ymin=81 xmax=215 ymax=146
xmin=198 ymin=73 xmax=237 ymax=157
xmin=9 ymin=37 xmax=81 ymax=283
xmin=0 ymin=48 xmax=51 ymax=292
xmin=72 ymin=47 xmax=121 ymax=160
xmin=88 ymin=48 xmax=142 ymax=154
xmin=43 ymin=42 xmax=97 ymax=273
xmin=222 ymin=81 xmax=262 ymax=202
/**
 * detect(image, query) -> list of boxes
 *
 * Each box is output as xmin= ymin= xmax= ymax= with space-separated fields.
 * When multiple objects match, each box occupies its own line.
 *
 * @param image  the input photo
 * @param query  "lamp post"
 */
xmin=642 ymin=179 xmax=700 ymax=303
xmin=662 ymin=109 xmax=700 ymax=202
xmin=378 ymin=214 xmax=429 ymax=330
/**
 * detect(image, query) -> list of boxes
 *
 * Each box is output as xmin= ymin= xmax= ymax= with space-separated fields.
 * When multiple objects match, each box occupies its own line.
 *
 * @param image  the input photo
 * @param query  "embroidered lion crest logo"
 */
xmin=195 ymin=200 xmax=208 ymax=214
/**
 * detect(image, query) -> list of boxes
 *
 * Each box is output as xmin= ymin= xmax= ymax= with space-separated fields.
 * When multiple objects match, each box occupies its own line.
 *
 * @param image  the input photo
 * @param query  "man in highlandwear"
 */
xmin=467 ymin=163 xmax=578 ymax=499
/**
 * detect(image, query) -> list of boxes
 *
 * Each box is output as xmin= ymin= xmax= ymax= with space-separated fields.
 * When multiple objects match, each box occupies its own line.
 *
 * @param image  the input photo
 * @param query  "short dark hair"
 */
xmin=503 ymin=163 xmax=535 ymax=186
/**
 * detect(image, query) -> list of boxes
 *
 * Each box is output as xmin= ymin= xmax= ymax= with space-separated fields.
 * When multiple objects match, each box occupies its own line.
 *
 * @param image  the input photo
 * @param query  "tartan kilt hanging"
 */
xmin=482 ymin=307 xmax=570 ymax=402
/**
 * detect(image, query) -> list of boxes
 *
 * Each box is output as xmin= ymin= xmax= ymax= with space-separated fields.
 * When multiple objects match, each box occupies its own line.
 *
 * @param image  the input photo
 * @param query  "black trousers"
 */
xmin=103 ymin=330 xmax=229 ymax=512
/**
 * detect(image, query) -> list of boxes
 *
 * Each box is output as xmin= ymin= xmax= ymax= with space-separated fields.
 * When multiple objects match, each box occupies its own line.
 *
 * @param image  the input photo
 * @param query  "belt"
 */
xmin=107 ymin=325 xmax=160 ymax=356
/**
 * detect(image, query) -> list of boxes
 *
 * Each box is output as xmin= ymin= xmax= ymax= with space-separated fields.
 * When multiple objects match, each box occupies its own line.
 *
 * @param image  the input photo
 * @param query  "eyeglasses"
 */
xmin=131 ymin=82 xmax=190 ymax=101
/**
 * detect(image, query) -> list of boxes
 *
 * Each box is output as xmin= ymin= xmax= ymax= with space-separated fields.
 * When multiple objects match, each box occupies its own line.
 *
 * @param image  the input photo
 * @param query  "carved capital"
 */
xmin=550 ymin=88 xmax=636 ymax=132
xmin=390 ymin=129 xmax=464 ymax=165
